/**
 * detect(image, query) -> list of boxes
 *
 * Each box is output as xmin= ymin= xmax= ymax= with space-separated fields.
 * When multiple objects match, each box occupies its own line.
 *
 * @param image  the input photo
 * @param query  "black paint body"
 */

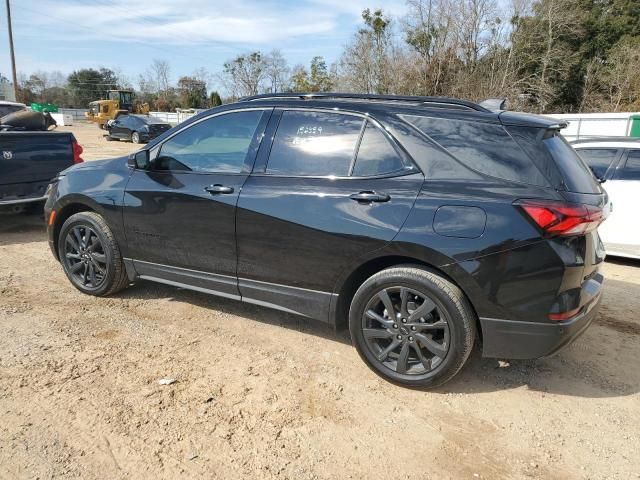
xmin=45 ymin=97 xmax=608 ymax=359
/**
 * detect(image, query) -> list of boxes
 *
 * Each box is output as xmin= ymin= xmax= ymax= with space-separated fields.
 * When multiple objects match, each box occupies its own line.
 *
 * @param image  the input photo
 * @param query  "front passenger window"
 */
xmin=156 ymin=110 xmax=264 ymax=173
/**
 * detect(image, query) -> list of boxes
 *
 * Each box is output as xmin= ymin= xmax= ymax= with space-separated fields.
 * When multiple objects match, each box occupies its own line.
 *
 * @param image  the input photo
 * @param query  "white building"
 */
xmin=0 ymin=81 xmax=16 ymax=102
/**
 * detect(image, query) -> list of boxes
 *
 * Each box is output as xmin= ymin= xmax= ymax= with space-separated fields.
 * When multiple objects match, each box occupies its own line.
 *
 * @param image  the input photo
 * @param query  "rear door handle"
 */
xmin=349 ymin=191 xmax=391 ymax=203
xmin=205 ymin=184 xmax=234 ymax=195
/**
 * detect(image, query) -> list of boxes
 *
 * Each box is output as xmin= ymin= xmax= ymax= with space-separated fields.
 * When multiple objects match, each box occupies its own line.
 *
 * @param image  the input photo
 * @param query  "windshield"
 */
xmin=120 ymin=92 xmax=133 ymax=104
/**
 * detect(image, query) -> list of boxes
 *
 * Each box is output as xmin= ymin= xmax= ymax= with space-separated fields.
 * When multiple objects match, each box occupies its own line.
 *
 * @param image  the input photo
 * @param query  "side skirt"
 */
xmin=124 ymin=259 xmax=336 ymax=324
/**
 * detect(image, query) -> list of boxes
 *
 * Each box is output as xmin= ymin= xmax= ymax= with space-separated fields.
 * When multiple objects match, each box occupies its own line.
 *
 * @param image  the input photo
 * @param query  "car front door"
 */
xmin=110 ymin=118 xmax=128 ymax=139
xmin=599 ymin=148 xmax=640 ymax=257
xmin=122 ymin=108 xmax=271 ymax=297
xmin=236 ymin=109 xmax=424 ymax=320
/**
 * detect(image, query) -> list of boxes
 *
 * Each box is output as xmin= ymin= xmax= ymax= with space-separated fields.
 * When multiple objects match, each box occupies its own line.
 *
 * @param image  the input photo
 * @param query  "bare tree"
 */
xmin=222 ymin=52 xmax=267 ymax=98
xmin=150 ymin=59 xmax=171 ymax=99
xmin=265 ymin=50 xmax=290 ymax=93
xmin=605 ymin=38 xmax=640 ymax=111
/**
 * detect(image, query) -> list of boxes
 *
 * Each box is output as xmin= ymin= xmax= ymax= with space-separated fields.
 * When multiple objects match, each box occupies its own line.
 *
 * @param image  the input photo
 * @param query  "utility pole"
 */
xmin=5 ymin=0 xmax=18 ymax=101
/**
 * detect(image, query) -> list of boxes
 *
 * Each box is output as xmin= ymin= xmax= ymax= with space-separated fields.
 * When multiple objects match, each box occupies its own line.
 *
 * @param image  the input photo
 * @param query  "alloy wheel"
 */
xmin=361 ymin=286 xmax=450 ymax=375
xmin=63 ymin=225 xmax=108 ymax=289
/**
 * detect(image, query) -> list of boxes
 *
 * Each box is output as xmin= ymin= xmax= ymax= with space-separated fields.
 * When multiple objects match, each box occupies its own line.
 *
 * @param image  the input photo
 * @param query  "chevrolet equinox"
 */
xmin=45 ymin=94 xmax=608 ymax=388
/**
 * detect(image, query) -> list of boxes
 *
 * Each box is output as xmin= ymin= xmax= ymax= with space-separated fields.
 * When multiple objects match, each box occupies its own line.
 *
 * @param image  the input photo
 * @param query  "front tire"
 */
xmin=58 ymin=212 xmax=129 ymax=296
xmin=349 ymin=266 xmax=476 ymax=389
xmin=131 ymin=131 xmax=141 ymax=144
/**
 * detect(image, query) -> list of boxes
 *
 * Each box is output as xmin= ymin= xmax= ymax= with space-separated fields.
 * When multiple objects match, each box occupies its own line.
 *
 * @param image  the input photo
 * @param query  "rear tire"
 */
xmin=58 ymin=212 xmax=129 ymax=296
xmin=349 ymin=266 xmax=476 ymax=389
xmin=131 ymin=131 xmax=140 ymax=144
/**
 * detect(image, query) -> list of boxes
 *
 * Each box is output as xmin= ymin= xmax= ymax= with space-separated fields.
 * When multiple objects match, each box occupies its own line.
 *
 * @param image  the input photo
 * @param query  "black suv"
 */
xmin=44 ymin=94 xmax=608 ymax=388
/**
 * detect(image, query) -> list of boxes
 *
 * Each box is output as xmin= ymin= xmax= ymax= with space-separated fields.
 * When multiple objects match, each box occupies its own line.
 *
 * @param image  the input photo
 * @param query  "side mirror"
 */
xmin=128 ymin=150 xmax=150 ymax=169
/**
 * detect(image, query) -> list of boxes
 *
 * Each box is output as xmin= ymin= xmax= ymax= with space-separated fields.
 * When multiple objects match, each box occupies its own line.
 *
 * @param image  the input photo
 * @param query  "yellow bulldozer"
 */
xmin=85 ymin=90 xmax=150 ymax=129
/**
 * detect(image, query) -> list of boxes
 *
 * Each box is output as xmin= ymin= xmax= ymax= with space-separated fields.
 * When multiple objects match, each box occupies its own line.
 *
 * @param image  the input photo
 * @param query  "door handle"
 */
xmin=205 ymin=184 xmax=234 ymax=195
xmin=349 ymin=191 xmax=390 ymax=203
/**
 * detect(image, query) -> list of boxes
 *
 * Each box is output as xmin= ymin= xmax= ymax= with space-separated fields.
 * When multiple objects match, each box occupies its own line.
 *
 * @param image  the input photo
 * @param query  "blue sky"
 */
xmin=1 ymin=0 xmax=407 ymax=89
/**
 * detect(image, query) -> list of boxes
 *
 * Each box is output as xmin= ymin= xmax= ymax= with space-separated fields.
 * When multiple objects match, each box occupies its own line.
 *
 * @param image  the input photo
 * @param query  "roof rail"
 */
xmin=239 ymin=93 xmax=490 ymax=112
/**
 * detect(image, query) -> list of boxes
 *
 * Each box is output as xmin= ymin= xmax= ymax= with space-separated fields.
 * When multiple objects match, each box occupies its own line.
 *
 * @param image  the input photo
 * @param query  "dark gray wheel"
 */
xmin=58 ymin=212 xmax=129 ymax=296
xmin=131 ymin=131 xmax=140 ymax=144
xmin=349 ymin=266 xmax=476 ymax=388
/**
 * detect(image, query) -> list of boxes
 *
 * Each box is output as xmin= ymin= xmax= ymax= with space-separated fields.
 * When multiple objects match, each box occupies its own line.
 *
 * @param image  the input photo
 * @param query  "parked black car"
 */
xmin=106 ymin=114 xmax=171 ymax=144
xmin=44 ymin=94 xmax=609 ymax=388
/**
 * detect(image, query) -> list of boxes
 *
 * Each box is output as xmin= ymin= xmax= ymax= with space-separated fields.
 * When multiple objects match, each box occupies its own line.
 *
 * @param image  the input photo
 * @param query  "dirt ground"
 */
xmin=0 ymin=122 xmax=639 ymax=479
xmin=60 ymin=121 xmax=143 ymax=160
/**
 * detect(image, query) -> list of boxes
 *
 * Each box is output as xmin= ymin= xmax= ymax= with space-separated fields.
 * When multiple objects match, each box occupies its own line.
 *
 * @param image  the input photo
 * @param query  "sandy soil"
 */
xmin=0 ymin=122 xmax=638 ymax=479
xmin=60 ymin=121 xmax=143 ymax=160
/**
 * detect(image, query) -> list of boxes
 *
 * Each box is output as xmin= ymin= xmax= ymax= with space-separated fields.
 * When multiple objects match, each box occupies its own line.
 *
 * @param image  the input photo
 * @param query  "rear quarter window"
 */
xmin=402 ymin=115 xmax=549 ymax=186
xmin=352 ymin=122 xmax=406 ymax=176
xmin=544 ymin=135 xmax=601 ymax=193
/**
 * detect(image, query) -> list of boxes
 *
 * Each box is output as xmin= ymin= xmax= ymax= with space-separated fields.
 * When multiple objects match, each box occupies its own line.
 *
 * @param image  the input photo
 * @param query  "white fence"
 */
xmin=149 ymin=109 xmax=206 ymax=125
xmin=55 ymin=108 xmax=203 ymax=126
xmin=546 ymin=112 xmax=639 ymax=141
xmin=56 ymin=108 xmax=639 ymax=139
xmin=58 ymin=108 xmax=88 ymax=120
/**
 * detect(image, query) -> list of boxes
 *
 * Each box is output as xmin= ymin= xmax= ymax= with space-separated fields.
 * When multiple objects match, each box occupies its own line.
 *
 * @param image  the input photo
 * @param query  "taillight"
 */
xmin=72 ymin=140 xmax=84 ymax=164
xmin=548 ymin=307 xmax=581 ymax=321
xmin=515 ymin=199 xmax=605 ymax=236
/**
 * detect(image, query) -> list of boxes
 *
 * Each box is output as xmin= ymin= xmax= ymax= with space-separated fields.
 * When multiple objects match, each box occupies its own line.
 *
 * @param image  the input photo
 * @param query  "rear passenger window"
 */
xmin=617 ymin=150 xmax=640 ymax=180
xmin=266 ymin=111 xmax=363 ymax=176
xmin=403 ymin=115 xmax=548 ymax=186
xmin=352 ymin=122 xmax=405 ymax=176
xmin=576 ymin=148 xmax=619 ymax=179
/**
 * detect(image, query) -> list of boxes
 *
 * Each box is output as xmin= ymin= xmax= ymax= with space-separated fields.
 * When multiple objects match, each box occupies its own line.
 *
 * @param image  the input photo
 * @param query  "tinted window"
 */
xmin=618 ymin=150 xmax=640 ymax=180
xmin=156 ymin=110 xmax=264 ymax=173
xmin=352 ymin=122 xmax=405 ymax=176
xmin=266 ymin=111 xmax=363 ymax=176
xmin=544 ymin=135 xmax=601 ymax=193
xmin=403 ymin=115 xmax=548 ymax=186
xmin=576 ymin=148 xmax=619 ymax=179
xmin=118 ymin=117 xmax=133 ymax=128
xmin=0 ymin=105 xmax=25 ymax=117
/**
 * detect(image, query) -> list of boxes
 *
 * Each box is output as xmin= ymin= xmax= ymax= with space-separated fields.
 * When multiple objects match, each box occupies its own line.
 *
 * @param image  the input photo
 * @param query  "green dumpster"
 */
xmin=630 ymin=114 xmax=640 ymax=138
xmin=30 ymin=102 xmax=59 ymax=113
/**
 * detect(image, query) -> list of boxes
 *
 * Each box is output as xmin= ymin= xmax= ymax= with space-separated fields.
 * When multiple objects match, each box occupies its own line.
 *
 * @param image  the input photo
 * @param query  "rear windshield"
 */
xmin=544 ymin=134 xmax=602 ymax=193
xmin=403 ymin=114 xmax=549 ymax=186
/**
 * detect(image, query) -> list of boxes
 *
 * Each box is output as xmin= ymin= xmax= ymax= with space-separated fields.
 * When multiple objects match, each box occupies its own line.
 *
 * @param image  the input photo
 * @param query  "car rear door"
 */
xmin=236 ymin=109 xmax=424 ymax=321
xmin=122 ymin=108 xmax=271 ymax=297
xmin=598 ymin=148 xmax=640 ymax=257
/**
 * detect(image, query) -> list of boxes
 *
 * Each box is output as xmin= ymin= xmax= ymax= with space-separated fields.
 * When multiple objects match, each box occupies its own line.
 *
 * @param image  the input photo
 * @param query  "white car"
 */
xmin=572 ymin=138 xmax=640 ymax=259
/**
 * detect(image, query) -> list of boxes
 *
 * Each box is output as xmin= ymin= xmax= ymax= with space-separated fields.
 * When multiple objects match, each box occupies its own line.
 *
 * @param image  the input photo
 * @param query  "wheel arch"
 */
xmin=331 ymin=254 xmax=481 ymax=338
xmin=51 ymin=201 xmax=96 ymax=260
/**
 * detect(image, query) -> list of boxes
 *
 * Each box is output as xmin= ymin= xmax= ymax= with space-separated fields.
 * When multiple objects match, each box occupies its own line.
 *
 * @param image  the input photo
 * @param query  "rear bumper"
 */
xmin=480 ymin=293 xmax=601 ymax=359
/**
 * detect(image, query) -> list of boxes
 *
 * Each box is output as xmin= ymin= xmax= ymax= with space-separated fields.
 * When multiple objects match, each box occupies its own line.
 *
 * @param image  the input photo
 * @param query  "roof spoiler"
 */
xmin=479 ymin=98 xmax=507 ymax=111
